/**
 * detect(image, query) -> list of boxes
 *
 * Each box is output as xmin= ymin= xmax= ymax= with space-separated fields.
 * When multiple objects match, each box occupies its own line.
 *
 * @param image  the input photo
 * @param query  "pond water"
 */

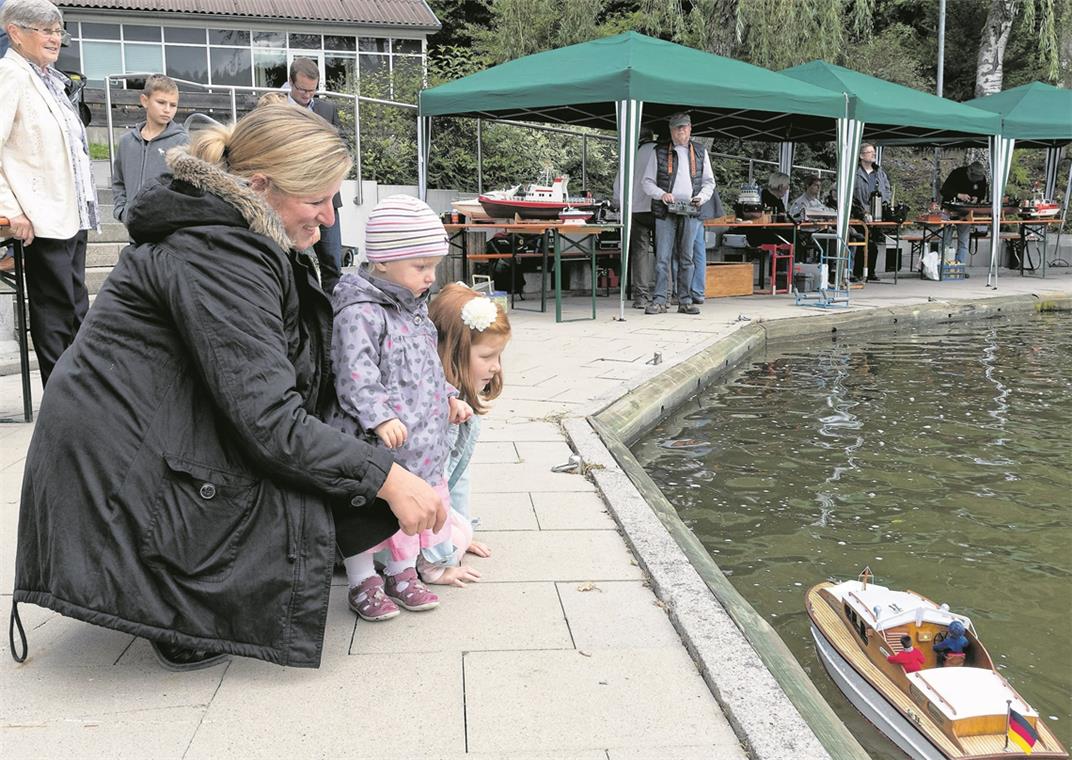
xmin=633 ymin=312 xmax=1071 ymax=759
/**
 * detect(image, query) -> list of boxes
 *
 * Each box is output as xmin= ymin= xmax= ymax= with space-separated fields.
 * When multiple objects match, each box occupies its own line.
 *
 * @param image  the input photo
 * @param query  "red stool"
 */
xmin=759 ymin=243 xmax=794 ymax=295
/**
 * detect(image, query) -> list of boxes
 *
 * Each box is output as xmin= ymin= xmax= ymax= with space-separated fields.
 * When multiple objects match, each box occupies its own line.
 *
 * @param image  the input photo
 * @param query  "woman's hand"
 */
xmin=376 ymin=463 xmax=447 ymax=535
xmin=448 ymin=397 xmax=473 ymax=424
xmin=7 ymin=215 xmax=34 ymax=246
xmin=466 ymin=539 xmax=491 ymax=558
xmin=375 ymin=418 xmax=407 ymax=449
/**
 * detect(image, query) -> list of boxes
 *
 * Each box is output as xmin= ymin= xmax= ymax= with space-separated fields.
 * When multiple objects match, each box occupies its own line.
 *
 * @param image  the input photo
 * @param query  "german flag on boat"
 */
xmin=1008 ymin=707 xmax=1040 ymax=754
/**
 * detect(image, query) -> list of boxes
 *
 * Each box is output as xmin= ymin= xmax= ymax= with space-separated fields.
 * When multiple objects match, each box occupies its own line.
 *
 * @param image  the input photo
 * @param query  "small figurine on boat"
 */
xmin=477 ymin=174 xmax=600 ymax=221
xmin=806 ymin=569 xmax=1067 ymax=760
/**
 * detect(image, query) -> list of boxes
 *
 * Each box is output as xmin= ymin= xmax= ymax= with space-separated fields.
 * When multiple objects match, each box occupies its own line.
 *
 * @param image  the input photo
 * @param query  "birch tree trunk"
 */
xmin=975 ymin=0 xmax=1019 ymax=96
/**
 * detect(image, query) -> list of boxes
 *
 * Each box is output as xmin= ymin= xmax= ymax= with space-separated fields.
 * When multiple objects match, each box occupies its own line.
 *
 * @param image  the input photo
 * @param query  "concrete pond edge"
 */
xmin=563 ymin=292 xmax=1072 ymax=760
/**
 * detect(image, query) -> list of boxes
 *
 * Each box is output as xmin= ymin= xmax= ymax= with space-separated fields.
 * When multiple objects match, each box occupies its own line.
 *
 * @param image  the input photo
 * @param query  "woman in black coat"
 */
xmin=10 ymin=105 xmax=445 ymax=670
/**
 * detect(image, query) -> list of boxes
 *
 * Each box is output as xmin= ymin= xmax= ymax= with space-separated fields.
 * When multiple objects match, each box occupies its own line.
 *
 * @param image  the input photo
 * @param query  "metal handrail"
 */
xmin=103 ymin=72 xmax=418 ymax=206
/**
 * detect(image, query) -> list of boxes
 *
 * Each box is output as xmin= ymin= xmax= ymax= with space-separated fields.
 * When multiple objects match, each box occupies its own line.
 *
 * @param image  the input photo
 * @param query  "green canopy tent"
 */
xmin=781 ymin=61 xmax=1003 ymax=287
xmin=418 ymin=31 xmax=852 ymax=317
xmin=966 ymin=82 xmax=1072 ymax=283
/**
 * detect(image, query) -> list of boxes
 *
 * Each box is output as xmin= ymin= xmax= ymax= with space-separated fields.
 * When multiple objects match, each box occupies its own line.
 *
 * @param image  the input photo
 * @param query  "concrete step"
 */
xmin=89 ymin=222 xmax=128 ymax=244
xmin=96 ymin=186 xmax=114 ymax=205
xmin=86 ymin=242 xmax=124 ymax=268
xmin=85 ymin=266 xmax=112 ymax=294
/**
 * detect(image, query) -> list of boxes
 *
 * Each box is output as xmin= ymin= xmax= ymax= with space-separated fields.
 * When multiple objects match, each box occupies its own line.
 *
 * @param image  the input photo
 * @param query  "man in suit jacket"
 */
xmin=288 ymin=57 xmax=344 ymax=293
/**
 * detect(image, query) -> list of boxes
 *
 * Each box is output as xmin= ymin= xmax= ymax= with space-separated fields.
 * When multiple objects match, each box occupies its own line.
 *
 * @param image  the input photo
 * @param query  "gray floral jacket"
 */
xmin=328 ymin=267 xmax=454 ymax=483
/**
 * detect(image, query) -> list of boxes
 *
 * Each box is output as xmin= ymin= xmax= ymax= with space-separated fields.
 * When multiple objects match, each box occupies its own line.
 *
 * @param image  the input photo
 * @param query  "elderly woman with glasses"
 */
xmin=0 ymin=0 xmax=97 ymax=387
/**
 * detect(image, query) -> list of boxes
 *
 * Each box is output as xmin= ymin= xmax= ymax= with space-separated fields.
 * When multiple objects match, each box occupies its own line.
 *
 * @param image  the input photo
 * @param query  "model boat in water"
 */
xmin=478 ymin=175 xmax=598 ymax=220
xmin=806 ymin=571 xmax=1067 ymax=760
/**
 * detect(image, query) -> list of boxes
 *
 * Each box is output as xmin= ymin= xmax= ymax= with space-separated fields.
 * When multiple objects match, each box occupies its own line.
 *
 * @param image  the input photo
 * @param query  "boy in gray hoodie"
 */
xmin=112 ymin=74 xmax=187 ymax=224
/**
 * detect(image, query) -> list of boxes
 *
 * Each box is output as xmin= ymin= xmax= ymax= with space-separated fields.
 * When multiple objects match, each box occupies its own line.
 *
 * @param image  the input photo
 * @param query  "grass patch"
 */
xmin=89 ymin=143 xmax=111 ymax=160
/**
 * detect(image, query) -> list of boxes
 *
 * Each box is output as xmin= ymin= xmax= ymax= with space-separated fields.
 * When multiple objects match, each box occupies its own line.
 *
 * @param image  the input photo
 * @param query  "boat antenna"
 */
xmin=858 ymin=566 xmax=874 ymax=589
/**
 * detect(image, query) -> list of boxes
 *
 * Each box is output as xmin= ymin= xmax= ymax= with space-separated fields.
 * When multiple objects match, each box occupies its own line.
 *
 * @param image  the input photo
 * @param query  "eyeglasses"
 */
xmin=18 ymin=25 xmax=70 ymax=42
xmin=291 ymin=85 xmax=318 ymax=95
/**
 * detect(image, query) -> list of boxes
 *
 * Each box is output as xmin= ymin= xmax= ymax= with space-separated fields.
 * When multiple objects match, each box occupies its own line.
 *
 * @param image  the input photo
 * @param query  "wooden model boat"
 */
xmin=806 ymin=572 xmax=1067 ymax=760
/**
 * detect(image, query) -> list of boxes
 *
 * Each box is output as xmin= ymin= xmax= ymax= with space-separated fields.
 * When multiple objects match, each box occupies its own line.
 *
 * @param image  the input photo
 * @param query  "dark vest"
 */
xmin=653 ymin=140 xmax=705 ymax=219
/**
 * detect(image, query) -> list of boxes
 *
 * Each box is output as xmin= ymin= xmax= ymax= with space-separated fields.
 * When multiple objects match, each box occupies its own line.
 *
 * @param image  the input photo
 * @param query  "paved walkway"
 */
xmin=2 ymin=266 xmax=1070 ymax=759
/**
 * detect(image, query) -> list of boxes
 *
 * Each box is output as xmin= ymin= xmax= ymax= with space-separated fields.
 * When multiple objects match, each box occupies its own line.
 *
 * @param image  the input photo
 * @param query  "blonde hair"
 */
xmin=256 ymin=91 xmax=289 ymax=108
xmin=429 ymin=284 xmax=511 ymax=415
xmin=189 ymin=104 xmax=351 ymax=196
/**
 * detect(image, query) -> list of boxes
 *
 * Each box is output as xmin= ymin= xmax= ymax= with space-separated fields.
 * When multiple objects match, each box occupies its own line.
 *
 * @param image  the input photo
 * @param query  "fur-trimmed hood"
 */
xmin=124 ymin=147 xmax=291 ymax=251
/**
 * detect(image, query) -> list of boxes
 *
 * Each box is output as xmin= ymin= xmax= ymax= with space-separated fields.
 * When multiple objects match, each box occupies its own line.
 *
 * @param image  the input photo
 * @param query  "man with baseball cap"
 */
xmin=940 ymin=160 xmax=989 ymax=270
xmin=640 ymin=111 xmax=716 ymax=315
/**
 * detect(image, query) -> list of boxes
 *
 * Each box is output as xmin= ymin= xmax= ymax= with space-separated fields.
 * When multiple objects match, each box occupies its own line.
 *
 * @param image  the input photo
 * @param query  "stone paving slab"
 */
xmin=351 ymin=581 xmax=572 ymax=655
xmin=469 ymin=492 xmax=539 ymax=531
xmin=555 ymin=580 xmax=683 ymax=650
xmin=185 ymin=653 xmax=465 ymax=759
xmin=468 ymin=462 xmax=595 ymax=494
xmin=463 ymin=648 xmax=743 ymax=756
xmin=531 ymin=491 xmax=617 ymax=530
xmin=468 ymin=530 xmax=644 ymax=583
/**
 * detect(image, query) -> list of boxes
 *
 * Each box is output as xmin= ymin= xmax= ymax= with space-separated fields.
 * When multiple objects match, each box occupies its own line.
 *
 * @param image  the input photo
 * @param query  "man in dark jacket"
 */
xmin=941 ymin=161 xmax=988 ymax=267
xmin=11 ymin=128 xmax=442 ymax=670
xmin=288 ymin=57 xmax=345 ymax=293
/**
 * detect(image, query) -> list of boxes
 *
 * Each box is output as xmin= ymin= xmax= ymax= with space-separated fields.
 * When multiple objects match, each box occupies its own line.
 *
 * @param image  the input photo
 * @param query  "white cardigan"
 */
xmin=0 ymin=49 xmax=80 ymax=239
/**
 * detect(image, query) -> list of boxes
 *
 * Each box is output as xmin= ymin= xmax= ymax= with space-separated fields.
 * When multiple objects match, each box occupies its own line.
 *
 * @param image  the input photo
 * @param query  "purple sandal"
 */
xmin=349 ymin=575 xmax=400 ymax=622
xmin=384 ymin=567 xmax=439 ymax=611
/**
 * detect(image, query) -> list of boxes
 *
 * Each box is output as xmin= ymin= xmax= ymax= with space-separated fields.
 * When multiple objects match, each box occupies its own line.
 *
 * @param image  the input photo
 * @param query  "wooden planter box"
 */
xmin=705 ymin=262 xmax=753 ymax=297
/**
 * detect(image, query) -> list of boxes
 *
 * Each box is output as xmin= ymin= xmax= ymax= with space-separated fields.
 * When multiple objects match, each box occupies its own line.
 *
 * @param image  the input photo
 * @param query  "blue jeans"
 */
xmin=942 ymin=225 xmax=971 ymax=264
xmin=691 ymin=223 xmax=707 ymax=302
xmin=654 ymin=216 xmax=700 ymax=305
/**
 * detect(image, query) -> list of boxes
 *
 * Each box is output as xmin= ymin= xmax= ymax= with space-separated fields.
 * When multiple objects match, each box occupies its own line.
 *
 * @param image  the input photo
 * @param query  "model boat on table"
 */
xmin=1019 ymin=190 xmax=1061 ymax=219
xmin=478 ymin=175 xmax=599 ymax=220
xmin=806 ymin=570 xmax=1067 ymax=760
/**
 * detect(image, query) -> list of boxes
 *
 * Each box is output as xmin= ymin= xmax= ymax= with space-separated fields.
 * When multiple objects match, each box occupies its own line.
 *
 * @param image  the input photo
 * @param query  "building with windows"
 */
xmin=54 ymin=0 xmax=439 ymax=100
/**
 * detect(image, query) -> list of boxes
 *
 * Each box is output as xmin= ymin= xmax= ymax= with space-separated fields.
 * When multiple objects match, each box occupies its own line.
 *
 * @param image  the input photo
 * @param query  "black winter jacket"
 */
xmin=12 ymin=150 xmax=397 ymax=668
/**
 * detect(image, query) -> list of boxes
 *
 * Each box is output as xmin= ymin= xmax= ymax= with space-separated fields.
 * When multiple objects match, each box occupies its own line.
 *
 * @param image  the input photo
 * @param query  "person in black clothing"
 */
xmin=941 ymin=161 xmax=988 ymax=267
xmin=851 ymin=143 xmax=892 ymax=282
xmin=10 ymin=105 xmax=444 ymax=672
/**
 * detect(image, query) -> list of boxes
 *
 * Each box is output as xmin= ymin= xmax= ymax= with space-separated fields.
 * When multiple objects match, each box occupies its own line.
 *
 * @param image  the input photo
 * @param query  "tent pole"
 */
xmin=616 ymin=99 xmax=643 ymax=322
xmin=476 ymin=119 xmax=483 ymax=195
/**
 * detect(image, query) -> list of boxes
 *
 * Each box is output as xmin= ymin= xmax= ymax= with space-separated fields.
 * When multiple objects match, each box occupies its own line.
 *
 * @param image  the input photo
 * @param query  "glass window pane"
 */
xmin=81 ymin=22 xmax=120 ymax=40
xmin=253 ymin=49 xmax=287 ymax=88
xmin=165 ymin=45 xmax=209 ymax=85
xmin=124 ymin=43 xmax=163 ymax=75
xmin=82 ymin=41 xmax=122 ymax=82
xmin=56 ymin=41 xmax=80 ymax=74
xmin=359 ymin=54 xmax=389 ymax=96
xmin=288 ymin=33 xmax=321 ymax=50
xmin=209 ymin=47 xmax=252 ymax=86
xmin=65 ymin=21 xmax=79 ymax=38
xmin=324 ymin=35 xmax=355 ymax=52
xmin=253 ymin=30 xmax=286 ymax=48
xmin=358 ymin=37 xmax=388 ymax=53
xmin=164 ymin=27 xmax=205 ymax=44
xmin=392 ymin=39 xmax=421 ymax=54
xmin=123 ymin=24 xmax=160 ymax=42
xmin=325 ymin=55 xmax=355 ymax=93
xmin=392 ymin=55 xmax=422 ymax=103
xmin=209 ymin=29 xmax=250 ymax=46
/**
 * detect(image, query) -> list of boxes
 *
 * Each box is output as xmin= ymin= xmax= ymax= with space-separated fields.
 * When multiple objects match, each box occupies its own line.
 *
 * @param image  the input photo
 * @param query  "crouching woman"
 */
xmin=9 ymin=105 xmax=445 ymax=670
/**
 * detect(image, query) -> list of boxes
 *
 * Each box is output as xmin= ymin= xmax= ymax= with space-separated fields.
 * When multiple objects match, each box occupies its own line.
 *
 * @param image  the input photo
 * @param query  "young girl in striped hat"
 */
xmin=328 ymin=194 xmax=471 ymax=621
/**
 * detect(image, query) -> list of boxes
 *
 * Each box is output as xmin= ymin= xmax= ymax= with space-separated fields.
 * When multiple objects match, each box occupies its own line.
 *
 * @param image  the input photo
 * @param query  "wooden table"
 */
xmin=0 ymin=217 xmax=33 ymax=422
xmin=444 ymin=221 xmax=620 ymax=322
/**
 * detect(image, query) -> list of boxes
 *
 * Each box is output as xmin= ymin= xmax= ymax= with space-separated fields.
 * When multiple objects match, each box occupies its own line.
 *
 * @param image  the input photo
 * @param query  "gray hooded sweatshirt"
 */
xmin=111 ymin=119 xmax=188 ymax=223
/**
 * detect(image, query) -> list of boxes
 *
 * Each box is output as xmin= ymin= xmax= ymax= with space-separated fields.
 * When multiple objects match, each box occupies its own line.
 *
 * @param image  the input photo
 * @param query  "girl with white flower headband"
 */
xmin=419 ymin=283 xmax=512 ymax=586
xmin=328 ymin=195 xmax=472 ymax=622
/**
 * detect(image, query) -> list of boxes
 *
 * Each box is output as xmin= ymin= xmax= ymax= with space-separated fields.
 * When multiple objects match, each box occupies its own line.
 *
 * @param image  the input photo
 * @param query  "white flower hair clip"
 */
xmin=461 ymin=297 xmax=498 ymax=332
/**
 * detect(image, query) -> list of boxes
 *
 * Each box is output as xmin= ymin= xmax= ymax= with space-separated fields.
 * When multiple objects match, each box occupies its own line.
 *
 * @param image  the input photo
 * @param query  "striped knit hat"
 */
xmin=364 ymin=194 xmax=448 ymax=262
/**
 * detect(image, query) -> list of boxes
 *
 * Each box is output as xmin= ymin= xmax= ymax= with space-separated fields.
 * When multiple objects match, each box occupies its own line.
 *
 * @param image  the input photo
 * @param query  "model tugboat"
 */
xmin=806 ymin=569 xmax=1067 ymax=760
xmin=734 ymin=180 xmax=765 ymax=220
xmin=1019 ymin=188 xmax=1061 ymax=219
xmin=477 ymin=175 xmax=599 ymax=221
